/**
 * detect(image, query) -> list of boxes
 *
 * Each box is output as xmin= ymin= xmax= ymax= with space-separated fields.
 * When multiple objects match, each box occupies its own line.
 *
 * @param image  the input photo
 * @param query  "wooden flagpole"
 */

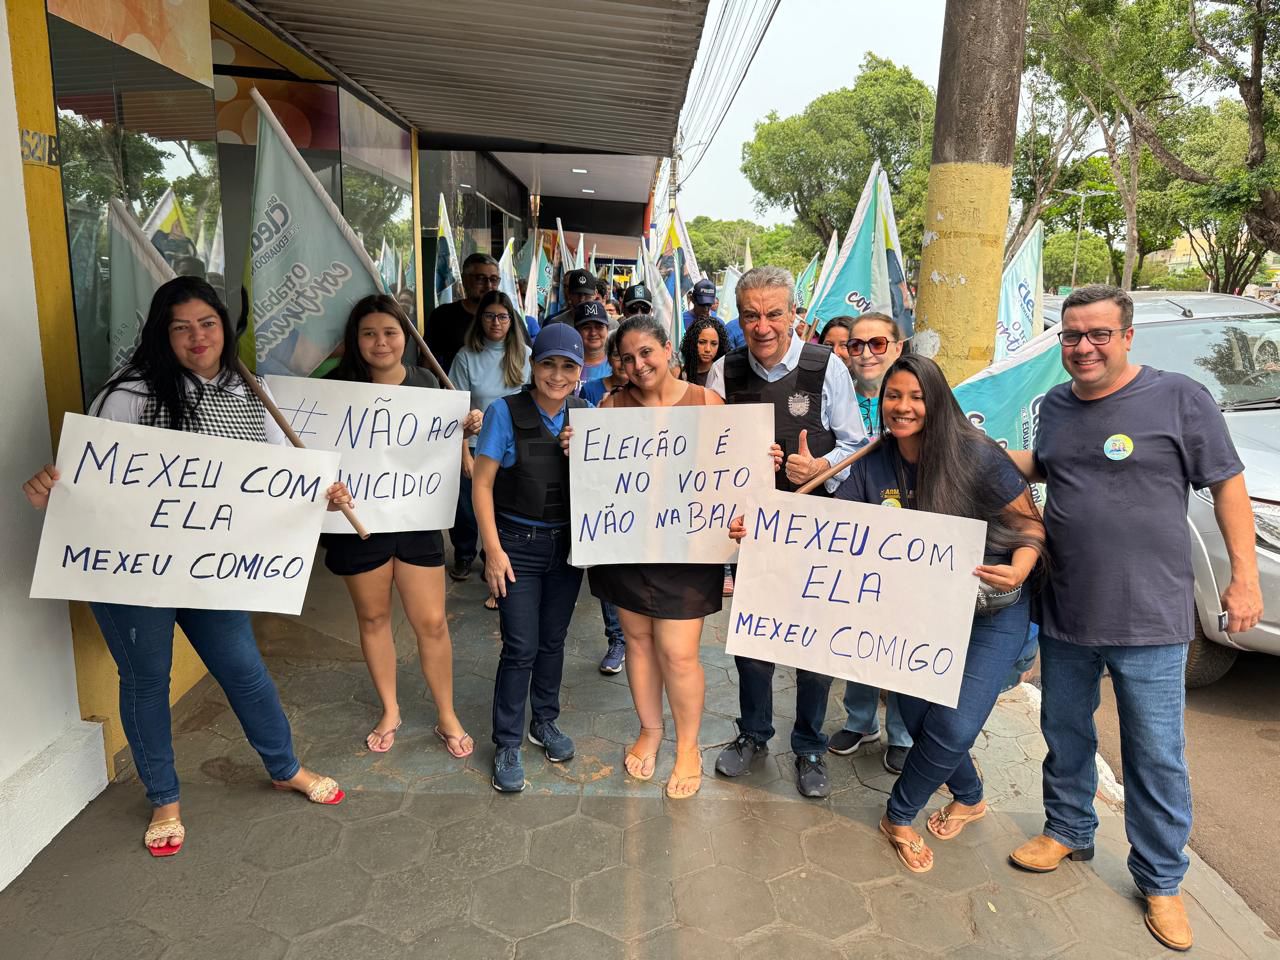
xmin=794 ymin=437 xmax=881 ymax=495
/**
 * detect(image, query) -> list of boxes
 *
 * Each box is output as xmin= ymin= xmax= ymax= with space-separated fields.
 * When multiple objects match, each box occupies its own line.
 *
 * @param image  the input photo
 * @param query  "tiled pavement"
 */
xmin=2 ymin=564 xmax=1277 ymax=959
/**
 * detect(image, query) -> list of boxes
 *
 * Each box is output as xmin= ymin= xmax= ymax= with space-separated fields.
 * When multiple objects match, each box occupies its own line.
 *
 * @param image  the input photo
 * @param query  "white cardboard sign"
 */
xmin=725 ymin=490 xmax=988 ymax=707
xmin=265 ymin=375 xmax=469 ymax=534
xmin=568 ymin=403 xmax=775 ymax=566
xmin=30 ymin=413 xmax=340 ymax=614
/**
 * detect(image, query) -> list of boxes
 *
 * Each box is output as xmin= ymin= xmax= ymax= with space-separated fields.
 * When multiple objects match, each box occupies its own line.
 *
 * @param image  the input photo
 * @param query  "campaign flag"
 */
xmin=515 ymin=234 xmax=536 ymax=279
xmin=717 ymin=265 xmax=742 ymax=326
xmin=379 ymin=237 xmax=398 ymax=291
xmin=995 ymin=221 xmax=1045 ymax=361
xmin=795 ymin=251 xmax=821 ymax=310
xmin=953 ymin=326 xmax=1067 ymax=458
xmin=588 ymin=243 xmax=597 ymax=275
xmin=874 ymin=168 xmax=914 ymax=337
xmin=141 ymin=187 xmax=192 ymax=263
xmin=744 ymin=237 xmax=754 ymax=271
xmin=657 ymin=209 xmax=700 ymax=307
xmin=808 ymin=162 xmax=890 ymax=333
xmin=811 ymin=229 xmax=839 ymax=310
xmin=641 ymin=239 xmax=678 ymax=343
xmin=522 ymin=234 xmax=542 ymax=321
xmin=205 ymin=209 xmax=225 ymax=277
xmin=246 ymin=87 xmax=383 ymax=378
xmin=108 ymin=198 xmax=175 ymax=373
xmin=497 ymin=237 xmax=521 ymax=313
xmin=435 ymin=193 xmax=462 ymax=308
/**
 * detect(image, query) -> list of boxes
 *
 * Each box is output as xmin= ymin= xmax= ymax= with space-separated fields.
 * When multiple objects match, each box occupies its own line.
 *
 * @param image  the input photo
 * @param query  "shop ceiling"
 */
xmin=235 ymin=0 xmax=709 ymax=157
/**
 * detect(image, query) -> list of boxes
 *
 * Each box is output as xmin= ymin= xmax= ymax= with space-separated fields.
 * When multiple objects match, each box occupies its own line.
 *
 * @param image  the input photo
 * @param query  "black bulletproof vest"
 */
xmin=723 ymin=342 xmax=837 ymax=494
xmin=492 ymin=390 xmax=586 ymax=523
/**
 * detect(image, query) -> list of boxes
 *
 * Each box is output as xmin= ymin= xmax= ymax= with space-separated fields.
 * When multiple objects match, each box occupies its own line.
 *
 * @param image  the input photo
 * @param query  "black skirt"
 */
xmin=322 ymin=530 xmax=445 ymax=576
xmin=588 ymin=562 xmax=722 ymax=620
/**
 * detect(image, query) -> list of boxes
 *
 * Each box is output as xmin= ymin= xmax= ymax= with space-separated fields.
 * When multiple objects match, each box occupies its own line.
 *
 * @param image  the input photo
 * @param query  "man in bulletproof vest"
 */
xmin=705 ymin=265 xmax=867 ymax=799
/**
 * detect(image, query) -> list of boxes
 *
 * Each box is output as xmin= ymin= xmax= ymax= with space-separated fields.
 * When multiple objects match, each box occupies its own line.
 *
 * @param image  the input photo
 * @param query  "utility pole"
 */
xmin=1061 ymin=188 xmax=1110 ymax=288
xmin=914 ymin=0 xmax=1029 ymax=384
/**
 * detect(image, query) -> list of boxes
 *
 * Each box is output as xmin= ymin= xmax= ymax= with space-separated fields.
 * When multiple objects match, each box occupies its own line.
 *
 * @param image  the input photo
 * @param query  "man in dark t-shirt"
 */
xmin=426 ymin=253 xmax=500 ymax=377
xmin=1004 ymin=285 xmax=1262 ymax=953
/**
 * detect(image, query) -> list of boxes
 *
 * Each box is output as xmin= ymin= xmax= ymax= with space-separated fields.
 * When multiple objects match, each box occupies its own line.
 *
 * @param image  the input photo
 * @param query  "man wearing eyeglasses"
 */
xmin=705 ymin=266 xmax=868 ymax=800
xmin=426 ymin=252 xmax=501 ymax=376
xmin=1004 ymin=284 xmax=1262 ymax=953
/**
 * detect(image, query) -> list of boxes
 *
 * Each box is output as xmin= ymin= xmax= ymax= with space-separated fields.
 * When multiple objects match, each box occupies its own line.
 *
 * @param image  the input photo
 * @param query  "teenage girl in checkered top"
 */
xmin=23 ymin=276 xmax=350 ymax=858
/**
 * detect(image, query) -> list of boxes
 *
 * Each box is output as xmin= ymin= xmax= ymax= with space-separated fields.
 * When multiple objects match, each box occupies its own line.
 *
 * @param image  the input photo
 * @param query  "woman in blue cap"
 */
xmin=471 ymin=324 xmax=587 ymax=792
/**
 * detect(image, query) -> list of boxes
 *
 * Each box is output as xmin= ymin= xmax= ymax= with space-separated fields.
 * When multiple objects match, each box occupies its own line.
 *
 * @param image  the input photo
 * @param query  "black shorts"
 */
xmin=321 ymin=530 xmax=445 ymax=576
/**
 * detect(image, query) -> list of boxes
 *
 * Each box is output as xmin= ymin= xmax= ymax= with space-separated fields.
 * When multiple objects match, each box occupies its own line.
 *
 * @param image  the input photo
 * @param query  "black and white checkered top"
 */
xmin=92 ymin=370 xmax=284 ymax=445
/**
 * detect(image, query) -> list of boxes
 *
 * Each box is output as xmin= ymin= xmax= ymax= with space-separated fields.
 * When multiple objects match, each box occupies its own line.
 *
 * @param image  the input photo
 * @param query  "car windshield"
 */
xmin=1129 ymin=316 xmax=1280 ymax=407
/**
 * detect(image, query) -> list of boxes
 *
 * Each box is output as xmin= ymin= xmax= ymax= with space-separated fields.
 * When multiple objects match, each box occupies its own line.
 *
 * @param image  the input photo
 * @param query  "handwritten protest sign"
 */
xmin=725 ymin=491 xmax=987 ymax=707
xmin=265 ymin=375 xmax=469 ymax=534
xmin=568 ymin=404 xmax=775 ymax=566
xmin=30 ymin=413 xmax=339 ymax=614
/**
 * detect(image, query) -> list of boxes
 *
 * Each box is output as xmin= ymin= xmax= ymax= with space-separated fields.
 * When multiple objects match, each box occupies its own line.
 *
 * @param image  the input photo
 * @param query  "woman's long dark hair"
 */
xmin=679 ymin=316 xmax=727 ymax=380
xmin=94 ymin=276 xmax=238 ymax=430
xmin=329 ymin=294 xmax=416 ymax=383
xmin=877 ymin=353 xmax=1045 ymax=564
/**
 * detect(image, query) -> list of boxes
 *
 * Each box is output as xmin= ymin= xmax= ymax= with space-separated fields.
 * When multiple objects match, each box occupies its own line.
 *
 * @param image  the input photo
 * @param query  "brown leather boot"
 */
xmin=1145 ymin=895 xmax=1193 ymax=951
xmin=1009 ymin=834 xmax=1095 ymax=873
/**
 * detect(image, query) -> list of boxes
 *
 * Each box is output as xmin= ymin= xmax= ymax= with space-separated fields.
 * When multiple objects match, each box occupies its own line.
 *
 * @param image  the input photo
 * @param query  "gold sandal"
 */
xmin=143 ymin=817 xmax=185 ymax=858
xmin=880 ymin=819 xmax=932 ymax=873
xmin=665 ymin=748 xmax=703 ymax=800
xmin=272 ymin=773 xmax=344 ymax=805
xmin=927 ymin=802 xmax=987 ymax=841
xmin=624 ymin=725 xmax=664 ymax=782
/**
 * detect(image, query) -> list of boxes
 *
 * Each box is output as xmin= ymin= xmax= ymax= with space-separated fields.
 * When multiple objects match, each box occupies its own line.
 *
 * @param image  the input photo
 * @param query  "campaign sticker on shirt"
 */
xmin=881 ymin=496 xmax=903 ymax=508
xmin=1103 ymin=433 xmax=1134 ymax=461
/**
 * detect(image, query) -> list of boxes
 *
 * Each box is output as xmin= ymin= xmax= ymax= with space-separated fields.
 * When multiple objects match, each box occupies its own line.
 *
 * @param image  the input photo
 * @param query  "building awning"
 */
xmin=235 ymin=0 xmax=710 ymax=156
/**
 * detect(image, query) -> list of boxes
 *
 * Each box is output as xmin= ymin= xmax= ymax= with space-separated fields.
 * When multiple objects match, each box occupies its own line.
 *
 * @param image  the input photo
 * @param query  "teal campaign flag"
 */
xmin=995 ymin=221 xmax=1044 ymax=361
xmin=808 ymin=163 xmax=889 ymax=333
xmin=795 ymin=251 xmax=820 ymax=310
xmin=953 ymin=327 xmax=1068 ymax=453
xmin=247 ymin=88 xmax=382 ymax=377
xmin=108 ymin=198 xmax=175 ymax=372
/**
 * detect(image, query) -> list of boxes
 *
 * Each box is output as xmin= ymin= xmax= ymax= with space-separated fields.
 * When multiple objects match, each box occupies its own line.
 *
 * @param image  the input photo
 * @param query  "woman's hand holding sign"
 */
xmin=22 ymin=464 xmax=59 ymax=510
xmin=324 ymin=481 xmax=354 ymax=512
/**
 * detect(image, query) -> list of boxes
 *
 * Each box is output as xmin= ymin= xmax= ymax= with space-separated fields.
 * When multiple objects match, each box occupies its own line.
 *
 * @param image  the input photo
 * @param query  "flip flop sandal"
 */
xmin=927 ymin=804 xmax=987 ymax=841
xmin=624 ymin=726 xmax=664 ymax=782
xmin=880 ymin=821 xmax=933 ymax=873
xmin=366 ymin=720 xmax=402 ymax=754
xmin=272 ymin=775 xmax=345 ymax=805
xmin=665 ymin=748 xmax=703 ymax=800
xmin=435 ymin=725 xmax=475 ymax=758
xmin=483 ymin=596 xmax=499 ymax=611
xmin=143 ymin=817 xmax=185 ymax=858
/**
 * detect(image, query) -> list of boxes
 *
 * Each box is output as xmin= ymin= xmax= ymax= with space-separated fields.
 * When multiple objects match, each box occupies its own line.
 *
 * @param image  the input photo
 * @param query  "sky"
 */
xmin=678 ymin=0 xmax=946 ymax=226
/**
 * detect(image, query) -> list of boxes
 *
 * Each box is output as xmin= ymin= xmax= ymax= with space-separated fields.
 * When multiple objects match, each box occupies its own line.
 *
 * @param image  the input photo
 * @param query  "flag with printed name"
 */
xmin=245 ymin=87 xmax=383 ymax=377
xmin=807 ymin=163 xmax=890 ymax=333
xmin=995 ymin=221 xmax=1044 ymax=361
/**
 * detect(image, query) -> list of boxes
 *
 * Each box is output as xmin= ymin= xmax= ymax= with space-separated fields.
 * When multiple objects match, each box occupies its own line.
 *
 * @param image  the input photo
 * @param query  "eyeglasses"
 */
xmin=481 ymin=312 xmax=511 ymax=323
xmin=467 ymin=274 xmax=501 ymax=287
xmin=848 ymin=337 xmax=895 ymax=356
xmin=626 ymin=303 xmax=652 ymax=315
xmin=1057 ymin=327 xmax=1127 ymax=347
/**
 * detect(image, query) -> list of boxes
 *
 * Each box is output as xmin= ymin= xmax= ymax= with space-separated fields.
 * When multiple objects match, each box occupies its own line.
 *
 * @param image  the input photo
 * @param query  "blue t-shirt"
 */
xmin=856 ymin=395 xmax=879 ymax=436
xmin=724 ymin=318 xmax=746 ymax=350
xmin=475 ymin=391 xmax=592 ymax=527
xmin=582 ymin=358 xmax=611 ymax=381
xmin=1033 ymin=366 xmax=1243 ymax=646
xmin=834 ymin=438 xmax=1027 ymax=559
xmin=580 ymin=378 xmax=614 ymax=406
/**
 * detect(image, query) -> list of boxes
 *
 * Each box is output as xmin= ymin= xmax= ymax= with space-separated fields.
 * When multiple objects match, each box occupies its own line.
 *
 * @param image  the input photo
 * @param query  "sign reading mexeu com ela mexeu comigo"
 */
xmin=30 ymin=413 xmax=339 ymax=615
xmin=726 ymin=490 xmax=987 ymax=707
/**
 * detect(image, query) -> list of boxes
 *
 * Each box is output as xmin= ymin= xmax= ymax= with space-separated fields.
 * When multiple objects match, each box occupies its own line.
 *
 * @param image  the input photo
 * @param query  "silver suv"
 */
xmin=1043 ymin=292 xmax=1280 ymax=686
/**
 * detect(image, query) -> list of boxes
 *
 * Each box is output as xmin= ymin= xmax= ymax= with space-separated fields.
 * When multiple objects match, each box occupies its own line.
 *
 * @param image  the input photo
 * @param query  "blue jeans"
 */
xmin=451 ymin=469 xmax=479 ymax=565
xmin=91 ymin=602 xmax=299 ymax=807
xmin=491 ymin=520 xmax=584 ymax=747
xmin=1039 ymin=635 xmax=1191 ymax=896
xmin=734 ymin=657 xmax=833 ymax=755
xmin=886 ymin=594 xmax=1031 ymax=825
xmin=600 ymin=600 xmax=623 ymax=644
xmin=842 ymin=683 xmax=912 ymax=748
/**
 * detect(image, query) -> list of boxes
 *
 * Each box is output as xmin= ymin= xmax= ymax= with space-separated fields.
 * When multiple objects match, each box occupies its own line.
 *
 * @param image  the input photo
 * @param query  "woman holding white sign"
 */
xmin=23 ymin=277 xmax=350 ymax=856
xmin=731 ymin=354 xmax=1044 ymax=873
xmin=583 ymin=313 xmax=729 ymax=800
xmin=325 ymin=294 xmax=479 ymax=758
xmin=472 ymin=325 xmax=588 ymax=793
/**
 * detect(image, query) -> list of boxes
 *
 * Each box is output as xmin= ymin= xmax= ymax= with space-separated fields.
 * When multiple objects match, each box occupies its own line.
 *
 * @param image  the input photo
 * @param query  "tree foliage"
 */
xmin=56 ymin=111 xmax=169 ymax=213
xmin=684 ymin=216 xmax=821 ymax=278
xmin=1043 ymin=230 xmax=1114 ymax=288
xmin=740 ymin=54 xmax=933 ymax=260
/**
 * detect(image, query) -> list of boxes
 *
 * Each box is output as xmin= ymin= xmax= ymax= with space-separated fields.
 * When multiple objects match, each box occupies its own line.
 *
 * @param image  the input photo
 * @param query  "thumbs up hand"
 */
xmin=785 ymin=429 xmax=830 ymax=486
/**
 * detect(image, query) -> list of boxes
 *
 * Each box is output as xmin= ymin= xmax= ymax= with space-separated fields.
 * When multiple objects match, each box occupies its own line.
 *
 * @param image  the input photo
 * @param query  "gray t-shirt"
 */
xmin=1033 ymin=366 xmax=1243 ymax=645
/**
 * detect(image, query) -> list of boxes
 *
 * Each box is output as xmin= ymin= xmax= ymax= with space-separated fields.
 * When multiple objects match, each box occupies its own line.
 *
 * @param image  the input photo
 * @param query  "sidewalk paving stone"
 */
xmin=2 ymin=569 xmax=1277 ymax=959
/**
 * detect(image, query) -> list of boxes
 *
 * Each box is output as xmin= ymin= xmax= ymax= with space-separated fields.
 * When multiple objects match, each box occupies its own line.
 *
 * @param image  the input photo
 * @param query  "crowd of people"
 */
xmin=21 ymin=260 xmax=1264 ymax=953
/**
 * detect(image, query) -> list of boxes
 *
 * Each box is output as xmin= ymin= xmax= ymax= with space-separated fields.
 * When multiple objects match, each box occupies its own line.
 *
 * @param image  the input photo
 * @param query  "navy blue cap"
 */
xmin=574 ymin=300 xmax=609 ymax=327
xmin=692 ymin=278 xmax=717 ymax=305
xmin=564 ymin=269 xmax=595 ymax=293
xmin=532 ymin=324 xmax=584 ymax=365
xmin=622 ymin=283 xmax=652 ymax=307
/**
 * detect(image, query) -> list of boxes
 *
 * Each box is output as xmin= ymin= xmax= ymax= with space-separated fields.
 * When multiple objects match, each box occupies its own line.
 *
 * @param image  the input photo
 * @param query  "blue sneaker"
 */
xmin=492 ymin=746 xmax=525 ymax=792
xmin=528 ymin=720 xmax=575 ymax=762
xmin=599 ymin=639 xmax=626 ymax=675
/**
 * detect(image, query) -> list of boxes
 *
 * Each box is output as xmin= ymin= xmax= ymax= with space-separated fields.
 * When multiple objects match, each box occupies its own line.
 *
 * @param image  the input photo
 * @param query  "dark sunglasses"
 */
xmin=626 ymin=303 xmax=652 ymax=315
xmin=847 ymin=336 xmax=895 ymax=356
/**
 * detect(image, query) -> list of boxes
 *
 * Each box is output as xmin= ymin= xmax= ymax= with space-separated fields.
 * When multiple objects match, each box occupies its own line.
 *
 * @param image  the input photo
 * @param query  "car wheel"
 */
xmin=1184 ymin=617 xmax=1238 ymax=688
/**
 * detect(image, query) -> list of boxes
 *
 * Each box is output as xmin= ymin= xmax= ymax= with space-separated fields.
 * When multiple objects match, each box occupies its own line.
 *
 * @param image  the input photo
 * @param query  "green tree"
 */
xmin=1043 ymin=231 xmax=1114 ymax=288
xmin=56 ymin=111 xmax=169 ymax=212
xmin=740 ymin=54 xmax=933 ymax=259
xmin=684 ymin=216 xmax=763 ymax=275
xmin=752 ymin=222 xmax=823 ymax=277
